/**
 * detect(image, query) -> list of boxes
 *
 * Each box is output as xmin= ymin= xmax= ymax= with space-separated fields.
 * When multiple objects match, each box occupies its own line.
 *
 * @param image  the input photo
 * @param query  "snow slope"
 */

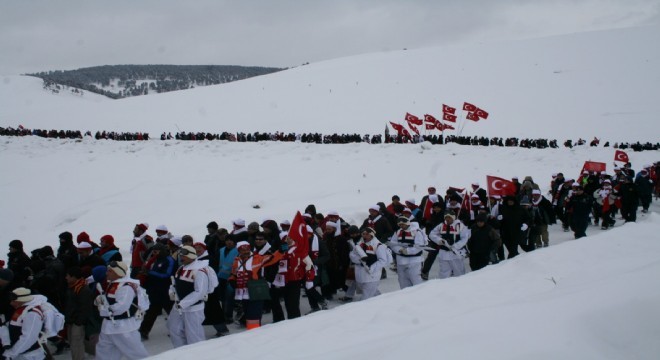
xmin=1 ymin=26 xmax=659 ymax=141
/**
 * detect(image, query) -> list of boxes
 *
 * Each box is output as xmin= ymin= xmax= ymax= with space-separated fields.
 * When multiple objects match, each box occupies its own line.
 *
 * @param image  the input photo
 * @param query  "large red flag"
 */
xmin=401 ymin=128 xmax=412 ymax=138
xmin=486 ymin=176 xmax=517 ymax=197
xmin=408 ymin=123 xmax=420 ymax=136
xmin=466 ymin=112 xmax=480 ymax=121
xmin=463 ymin=102 xmax=477 ymax=112
xmin=443 ymin=113 xmax=457 ymax=122
xmin=475 ymin=108 xmax=489 ymax=119
xmin=424 ymin=114 xmax=438 ymax=124
xmin=389 ymin=121 xmax=404 ymax=134
xmin=289 ymin=211 xmax=309 ymax=257
xmin=442 ymin=104 xmax=456 ymax=115
xmin=405 ymin=113 xmax=423 ymax=125
xmin=614 ymin=150 xmax=629 ymax=163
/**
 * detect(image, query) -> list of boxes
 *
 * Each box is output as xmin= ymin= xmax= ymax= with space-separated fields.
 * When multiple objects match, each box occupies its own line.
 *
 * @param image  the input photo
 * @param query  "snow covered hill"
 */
xmin=1 ymin=26 xmax=659 ymax=141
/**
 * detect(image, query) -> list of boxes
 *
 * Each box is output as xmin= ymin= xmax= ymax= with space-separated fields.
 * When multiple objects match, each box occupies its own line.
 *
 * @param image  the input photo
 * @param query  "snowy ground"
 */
xmin=1 ymin=137 xmax=658 ymax=359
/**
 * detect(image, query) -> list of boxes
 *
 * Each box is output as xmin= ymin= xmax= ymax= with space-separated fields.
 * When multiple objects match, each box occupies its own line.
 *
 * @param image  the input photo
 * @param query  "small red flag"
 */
xmin=475 ymin=108 xmax=489 ymax=119
xmin=466 ymin=112 xmax=480 ymax=121
xmin=486 ymin=176 xmax=517 ymax=197
xmin=442 ymin=104 xmax=456 ymax=115
xmin=401 ymin=128 xmax=412 ymax=138
xmin=424 ymin=114 xmax=438 ymax=124
xmin=405 ymin=113 xmax=423 ymax=125
xmin=463 ymin=102 xmax=477 ymax=112
xmin=614 ymin=150 xmax=629 ymax=163
xmin=442 ymin=113 xmax=457 ymax=122
xmin=425 ymin=123 xmax=436 ymax=130
xmin=289 ymin=211 xmax=309 ymax=258
xmin=408 ymin=123 xmax=420 ymax=136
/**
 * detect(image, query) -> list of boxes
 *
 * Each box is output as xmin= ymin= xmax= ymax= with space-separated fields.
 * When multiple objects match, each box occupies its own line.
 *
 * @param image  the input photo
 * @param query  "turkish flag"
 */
xmin=466 ymin=112 xmax=480 ymax=121
xmin=389 ymin=121 xmax=404 ymax=134
xmin=442 ymin=104 xmax=456 ymax=115
xmin=475 ymin=108 xmax=489 ymax=119
xmin=486 ymin=176 xmax=517 ymax=197
xmin=408 ymin=123 xmax=420 ymax=136
xmin=443 ymin=123 xmax=455 ymax=130
xmin=463 ymin=102 xmax=477 ymax=112
xmin=289 ymin=211 xmax=309 ymax=258
xmin=435 ymin=121 xmax=445 ymax=131
xmin=422 ymin=197 xmax=436 ymax=220
xmin=401 ymin=128 xmax=412 ymax=138
xmin=425 ymin=123 xmax=436 ymax=130
xmin=580 ymin=161 xmax=606 ymax=174
xmin=424 ymin=114 xmax=438 ymax=124
xmin=614 ymin=150 xmax=629 ymax=163
xmin=443 ymin=113 xmax=457 ymax=122
xmin=405 ymin=113 xmax=423 ymax=125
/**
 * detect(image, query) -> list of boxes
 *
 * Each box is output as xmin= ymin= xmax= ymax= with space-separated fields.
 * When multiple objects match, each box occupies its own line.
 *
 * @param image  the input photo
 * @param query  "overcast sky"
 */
xmin=1 ymin=0 xmax=658 ymax=75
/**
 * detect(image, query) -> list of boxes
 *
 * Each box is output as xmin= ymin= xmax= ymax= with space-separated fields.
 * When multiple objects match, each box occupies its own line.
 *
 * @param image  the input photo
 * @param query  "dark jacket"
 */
xmin=468 ymin=224 xmax=501 ymax=256
xmin=65 ymin=281 xmax=94 ymax=326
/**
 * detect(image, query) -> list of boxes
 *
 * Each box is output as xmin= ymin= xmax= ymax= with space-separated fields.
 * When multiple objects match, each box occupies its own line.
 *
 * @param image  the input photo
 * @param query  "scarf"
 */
xmin=69 ymin=278 xmax=87 ymax=295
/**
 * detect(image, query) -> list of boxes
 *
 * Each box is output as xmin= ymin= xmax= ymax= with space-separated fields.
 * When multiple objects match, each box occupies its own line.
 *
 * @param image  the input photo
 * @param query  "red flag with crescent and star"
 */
xmin=463 ymin=102 xmax=477 ymax=112
xmin=466 ymin=112 xmax=480 ymax=121
xmin=442 ymin=104 xmax=456 ymax=115
xmin=614 ymin=150 xmax=629 ymax=163
xmin=389 ymin=121 xmax=404 ymax=134
xmin=405 ymin=113 xmax=423 ymax=125
xmin=424 ymin=114 xmax=438 ymax=124
xmin=289 ymin=211 xmax=309 ymax=258
xmin=475 ymin=108 xmax=489 ymax=119
xmin=443 ymin=113 xmax=457 ymax=122
xmin=486 ymin=176 xmax=516 ymax=197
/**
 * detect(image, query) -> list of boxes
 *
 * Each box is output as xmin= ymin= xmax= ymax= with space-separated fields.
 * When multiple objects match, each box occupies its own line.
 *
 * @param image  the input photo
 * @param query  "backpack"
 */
xmin=123 ymin=282 xmax=150 ymax=319
xmin=199 ymin=266 xmax=219 ymax=297
xmin=19 ymin=295 xmax=65 ymax=338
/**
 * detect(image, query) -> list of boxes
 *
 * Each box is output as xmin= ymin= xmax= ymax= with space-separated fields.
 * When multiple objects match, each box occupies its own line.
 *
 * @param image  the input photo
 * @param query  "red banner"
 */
xmin=289 ymin=211 xmax=309 ymax=257
xmin=424 ymin=114 xmax=438 ymax=124
xmin=443 ymin=113 xmax=457 ymax=122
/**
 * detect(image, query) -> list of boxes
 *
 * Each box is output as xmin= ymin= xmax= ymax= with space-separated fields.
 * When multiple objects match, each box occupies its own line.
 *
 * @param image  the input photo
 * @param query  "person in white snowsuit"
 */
xmin=95 ymin=261 xmax=149 ymax=360
xmin=348 ymin=228 xmax=389 ymax=300
xmin=428 ymin=212 xmax=470 ymax=279
xmin=1 ymin=288 xmax=45 ymax=360
xmin=388 ymin=217 xmax=427 ymax=288
xmin=167 ymin=245 xmax=209 ymax=348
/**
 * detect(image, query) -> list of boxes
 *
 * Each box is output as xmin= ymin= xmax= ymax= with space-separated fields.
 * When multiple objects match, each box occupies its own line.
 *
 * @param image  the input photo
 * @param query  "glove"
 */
xmin=93 ymin=295 xmax=105 ymax=307
xmin=497 ymin=215 xmax=503 ymax=221
xmin=521 ymin=223 xmax=529 ymax=231
xmin=280 ymin=243 xmax=289 ymax=252
xmin=305 ymin=281 xmax=314 ymax=290
xmin=399 ymin=248 xmax=408 ymax=255
xmin=168 ymin=286 xmax=176 ymax=301
xmin=552 ymin=200 xmax=557 ymax=206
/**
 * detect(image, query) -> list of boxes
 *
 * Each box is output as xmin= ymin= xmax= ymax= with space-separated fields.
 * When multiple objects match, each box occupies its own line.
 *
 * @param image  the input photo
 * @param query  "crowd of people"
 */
xmin=1 ymin=126 xmax=659 ymax=151
xmin=0 ymin=161 xmax=658 ymax=359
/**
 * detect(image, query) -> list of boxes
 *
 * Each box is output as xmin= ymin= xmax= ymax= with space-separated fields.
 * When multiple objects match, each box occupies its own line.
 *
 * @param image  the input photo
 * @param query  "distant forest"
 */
xmin=27 ymin=64 xmax=285 ymax=99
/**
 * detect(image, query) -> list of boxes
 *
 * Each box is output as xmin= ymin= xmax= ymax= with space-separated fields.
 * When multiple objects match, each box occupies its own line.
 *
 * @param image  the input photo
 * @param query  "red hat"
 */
xmin=193 ymin=242 xmax=207 ymax=250
xmin=100 ymin=235 xmax=115 ymax=247
xmin=137 ymin=223 xmax=149 ymax=232
xmin=77 ymin=231 xmax=90 ymax=244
